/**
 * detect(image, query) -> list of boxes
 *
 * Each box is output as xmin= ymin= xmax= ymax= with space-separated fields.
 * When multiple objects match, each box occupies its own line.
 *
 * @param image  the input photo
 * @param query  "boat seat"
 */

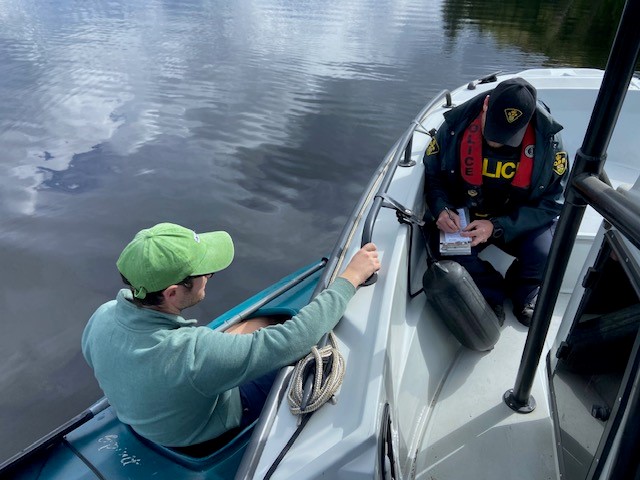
xmin=167 ymin=426 xmax=245 ymax=457
xmin=127 ymin=421 xmax=256 ymax=470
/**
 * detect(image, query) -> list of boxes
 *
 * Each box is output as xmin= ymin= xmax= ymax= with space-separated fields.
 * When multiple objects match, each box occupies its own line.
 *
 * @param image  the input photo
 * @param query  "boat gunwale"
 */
xmin=234 ymin=89 xmax=454 ymax=479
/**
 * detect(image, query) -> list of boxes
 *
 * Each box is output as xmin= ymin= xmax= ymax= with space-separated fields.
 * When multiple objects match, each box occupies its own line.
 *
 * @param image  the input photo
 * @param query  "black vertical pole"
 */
xmin=504 ymin=0 xmax=640 ymax=412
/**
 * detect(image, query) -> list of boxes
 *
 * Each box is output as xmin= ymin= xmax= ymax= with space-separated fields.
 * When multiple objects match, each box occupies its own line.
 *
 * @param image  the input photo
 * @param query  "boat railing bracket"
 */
xmin=377 ymin=193 xmax=424 ymax=227
xmin=503 ymin=389 xmax=537 ymax=414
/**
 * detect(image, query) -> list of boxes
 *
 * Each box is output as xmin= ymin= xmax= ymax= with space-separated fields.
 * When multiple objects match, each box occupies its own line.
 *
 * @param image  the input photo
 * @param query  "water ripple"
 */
xmin=0 ymin=0 xmax=621 ymax=464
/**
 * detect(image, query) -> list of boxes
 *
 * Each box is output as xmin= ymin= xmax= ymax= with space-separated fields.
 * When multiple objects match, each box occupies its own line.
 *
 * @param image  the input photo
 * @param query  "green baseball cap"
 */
xmin=116 ymin=223 xmax=234 ymax=299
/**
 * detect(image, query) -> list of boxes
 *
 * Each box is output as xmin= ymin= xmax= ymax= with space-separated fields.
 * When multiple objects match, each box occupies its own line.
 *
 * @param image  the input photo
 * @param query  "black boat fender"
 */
xmin=423 ymin=260 xmax=501 ymax=351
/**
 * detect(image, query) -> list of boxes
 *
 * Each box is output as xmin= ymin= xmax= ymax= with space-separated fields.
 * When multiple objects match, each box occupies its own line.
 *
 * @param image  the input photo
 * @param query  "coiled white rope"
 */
xmin=287 ymin=331 xmax=345 ymax=416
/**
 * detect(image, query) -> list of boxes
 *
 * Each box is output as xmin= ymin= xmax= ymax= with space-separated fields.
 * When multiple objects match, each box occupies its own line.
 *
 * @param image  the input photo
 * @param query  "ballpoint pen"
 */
xmin=444 ymin=206 xmax=455 ymax=221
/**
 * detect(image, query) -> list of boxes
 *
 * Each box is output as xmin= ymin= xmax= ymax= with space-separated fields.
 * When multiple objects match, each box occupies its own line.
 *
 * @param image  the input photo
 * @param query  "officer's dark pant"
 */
xmin=430 ymin=221 xmax=556 ymax=310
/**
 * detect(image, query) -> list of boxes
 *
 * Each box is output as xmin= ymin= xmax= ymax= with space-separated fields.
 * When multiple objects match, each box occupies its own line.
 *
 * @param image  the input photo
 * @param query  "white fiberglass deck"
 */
xmin=414 ymin=295 xmax=569 ymax=480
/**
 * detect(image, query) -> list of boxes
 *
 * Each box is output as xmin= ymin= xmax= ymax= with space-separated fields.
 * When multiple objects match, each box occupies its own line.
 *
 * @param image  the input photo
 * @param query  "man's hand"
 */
xmin=339 ymin=243 xmax=381 ymax=287
xmin=461 ymin=219 xmax=494 ymax=247
xmin=436 ymin=209 xmax=461 ymax=233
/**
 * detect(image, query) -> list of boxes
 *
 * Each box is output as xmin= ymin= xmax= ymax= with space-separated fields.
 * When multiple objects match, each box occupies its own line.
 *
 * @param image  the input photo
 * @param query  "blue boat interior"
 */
xmin=208 ymin=261 xmax=326 ymax=330
xmin=6 ymin=261 xmax=325 ymax=479
xmin=72 ymin=407 xmax=253 ymax=479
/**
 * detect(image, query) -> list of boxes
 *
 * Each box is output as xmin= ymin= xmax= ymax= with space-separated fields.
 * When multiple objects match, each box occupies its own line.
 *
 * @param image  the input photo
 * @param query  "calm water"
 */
xmin=0 ymin=0 xmax=623 ymax=463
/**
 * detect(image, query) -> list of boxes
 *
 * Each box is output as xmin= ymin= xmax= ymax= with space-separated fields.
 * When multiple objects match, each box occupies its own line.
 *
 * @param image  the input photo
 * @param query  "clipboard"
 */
xmin=439 ymin=208 xmax=471 ymax=255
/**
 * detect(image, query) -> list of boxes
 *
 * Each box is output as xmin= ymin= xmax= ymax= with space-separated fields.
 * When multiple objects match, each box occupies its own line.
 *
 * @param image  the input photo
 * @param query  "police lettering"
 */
xmin=459 ymin=112 xmax=533 ymax=188
xmin=464 ymin=156 xmax=474 ymax=177
xmin=464 ymin=124 xmax=479 ymax=178
xmin=482 ymin=158 xmax=517 ymax=179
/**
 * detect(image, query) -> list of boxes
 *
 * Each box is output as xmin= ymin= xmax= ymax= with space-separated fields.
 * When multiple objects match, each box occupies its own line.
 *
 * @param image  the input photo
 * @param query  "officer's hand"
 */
xmin=461 ymin=220 xmax=494 ymax=247
xmin=436 ymin=209 xmax=461 ymax=233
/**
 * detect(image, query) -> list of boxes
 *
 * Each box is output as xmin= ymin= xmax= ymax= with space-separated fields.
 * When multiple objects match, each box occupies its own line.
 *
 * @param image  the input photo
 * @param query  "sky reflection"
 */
xmin=0 ymin=0 xmax=622 ymax=464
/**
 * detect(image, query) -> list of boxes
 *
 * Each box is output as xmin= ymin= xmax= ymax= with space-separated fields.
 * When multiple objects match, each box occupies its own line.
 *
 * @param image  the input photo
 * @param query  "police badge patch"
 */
xmin=524 ymin=144 xmax=535 ymax=158
xmin=554 ymin=152 xmax=568 ymax=175
xmin=426 ymin=137 xmax=439 ymax=156
xmin=504 ymin=108 xmax=523 ymax=123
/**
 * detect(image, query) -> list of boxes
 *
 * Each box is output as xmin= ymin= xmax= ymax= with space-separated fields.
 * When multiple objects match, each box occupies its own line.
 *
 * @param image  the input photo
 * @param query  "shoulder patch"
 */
xmin=426 ymin=137 xmax=439 ymax=156
xmin=553 ymin=152 xmax=568 ymax=176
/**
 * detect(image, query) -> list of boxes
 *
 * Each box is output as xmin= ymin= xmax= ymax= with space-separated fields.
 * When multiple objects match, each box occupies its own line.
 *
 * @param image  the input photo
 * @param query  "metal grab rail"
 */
xmin=362 ymin=89 xmax=450 ymax=250
xmin=238 ymin=91 xmax=452 ymax=478
xmin=235 ymin=145 xmax=405 ymax=479
xmin=575 ymin=175 xmax=640 ymax=251
xmin=310 ymin=90 xmax=452 ymax=389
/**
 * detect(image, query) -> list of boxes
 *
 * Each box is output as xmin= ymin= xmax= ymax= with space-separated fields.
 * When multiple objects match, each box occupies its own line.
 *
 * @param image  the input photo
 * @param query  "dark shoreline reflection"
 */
xmin=443 ymin=0 xmax=625 ymax=69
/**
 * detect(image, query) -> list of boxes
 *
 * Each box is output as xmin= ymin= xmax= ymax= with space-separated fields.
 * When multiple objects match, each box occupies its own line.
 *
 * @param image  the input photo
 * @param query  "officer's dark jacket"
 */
xmin=423 ymin=91 xmax=568 ymax=243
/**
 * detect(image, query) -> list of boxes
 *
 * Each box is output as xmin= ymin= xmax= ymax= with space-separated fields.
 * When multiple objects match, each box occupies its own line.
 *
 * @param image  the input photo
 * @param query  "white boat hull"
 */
xmin=248 ymin=68 xmax=640 ymax=479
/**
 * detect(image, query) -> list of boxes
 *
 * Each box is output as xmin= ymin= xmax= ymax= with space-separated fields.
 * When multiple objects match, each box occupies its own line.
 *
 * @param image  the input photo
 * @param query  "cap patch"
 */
xmin=504 ymin=108 xmax=523 ymax=123
xmin=554 ymin=152 xmax=568 ymax=175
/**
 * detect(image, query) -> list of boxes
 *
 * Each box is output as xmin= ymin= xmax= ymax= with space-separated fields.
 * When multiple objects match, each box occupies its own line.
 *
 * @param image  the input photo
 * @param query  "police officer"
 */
xmin=423 ymin=77 xmax=568 ymax=326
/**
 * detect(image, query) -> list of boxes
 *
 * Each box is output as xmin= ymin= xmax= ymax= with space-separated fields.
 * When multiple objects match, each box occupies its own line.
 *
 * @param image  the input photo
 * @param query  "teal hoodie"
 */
xmin=81 ymin=277 xmax=355 ymax=447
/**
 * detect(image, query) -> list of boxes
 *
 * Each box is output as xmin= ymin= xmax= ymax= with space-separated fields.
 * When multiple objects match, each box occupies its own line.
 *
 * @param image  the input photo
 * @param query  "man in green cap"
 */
xmin=82 ymin=223 xmax=380 ymax=452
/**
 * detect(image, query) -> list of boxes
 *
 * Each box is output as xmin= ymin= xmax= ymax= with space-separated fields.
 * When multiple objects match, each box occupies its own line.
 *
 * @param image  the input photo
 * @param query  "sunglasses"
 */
xmin=177 ymin=272 xmax=214 ymax=287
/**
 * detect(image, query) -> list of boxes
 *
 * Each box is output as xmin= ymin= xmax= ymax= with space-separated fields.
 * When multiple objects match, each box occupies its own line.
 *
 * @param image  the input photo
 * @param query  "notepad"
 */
xmin=439 ymin=208 xmax=471 ymax=256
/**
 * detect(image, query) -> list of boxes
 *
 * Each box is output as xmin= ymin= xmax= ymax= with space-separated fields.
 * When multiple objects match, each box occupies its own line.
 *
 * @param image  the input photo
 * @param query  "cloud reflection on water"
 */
xmin=0 ymin=0 xmax=447 ymax=215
